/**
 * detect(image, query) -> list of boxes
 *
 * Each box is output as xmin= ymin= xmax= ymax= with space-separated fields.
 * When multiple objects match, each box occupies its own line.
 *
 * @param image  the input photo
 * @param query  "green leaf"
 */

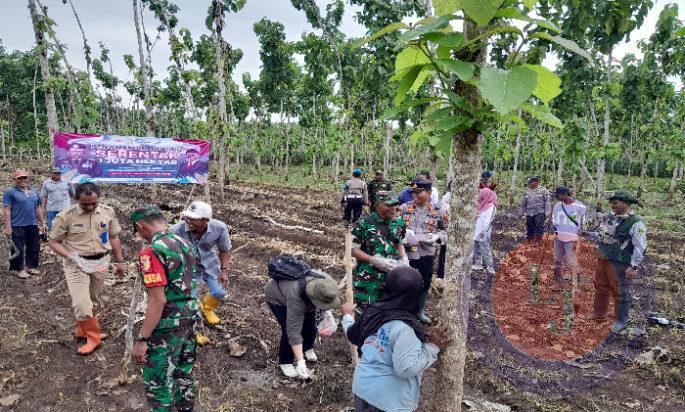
xmin=394 ymin=45 xmax=431 ymax=76
xmin=422 ymin=32 xmax=466 ymax=49
xmin=432 ymin=133 xmax=453 ymax=155
xmin=444 ymin=90 xmax=474 ymax=113
xmin=522 ymin=64 xmax=561 ymax=104
xmin=425 ymin=106 xmax=454 ymax=123
xmin=398 ymin=15 xmax=456 ymax=43
xmin=355 ymin=22 xmax=409 ymax=47
xmin=435 ymin=115 xmax=474 ymax=131
xmin=468 ymin=26 xmax=523 ymax=44
xmin=530 ymin=32 xmax=593 ymax=63
xmin=433 ymin=0 xmax=462 ymax=16
xmin=523 ymin=0 xmax=538 ymax=8
xmin=520 ymin=102 xmax=562 ymax=128
xmin=381 ymin=97 xmax=436 ymax=120
xmin=493 ymin=8 xmax=560 ymax=32
xmin=462 ymin=0 xmax=505 ymax=26
xmin=478 ymin=66 xmax=537 ymax=115
xmin=436 ymin=59 xmax=475 ymax=80
xmin=411 ymin=66 xmax=433 ymax=93
xmin=395 ymin=66 xmax=423 ymax=105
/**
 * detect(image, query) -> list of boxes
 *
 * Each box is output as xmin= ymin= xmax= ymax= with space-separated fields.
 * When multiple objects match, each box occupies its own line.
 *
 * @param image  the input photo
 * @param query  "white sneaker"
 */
xmin=304 ymin=349 xmax=318 ymax=362
xmin=470 ymin=265 xmax=483 ymax=271
xmin=279 ymin=364 xmax=298 ymax=378
xmin=26 ymin=268 xmax=40 ymax=275
xmin=15 ymin=270 xmax=30 ymax=279
xmin=486 ymin=267 xmax=496 ymax=276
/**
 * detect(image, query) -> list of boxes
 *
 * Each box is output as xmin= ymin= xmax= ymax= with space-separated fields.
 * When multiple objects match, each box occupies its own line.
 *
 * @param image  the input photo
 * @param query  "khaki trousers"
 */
xmin=63 ymin=258 xmax=109 ymax=321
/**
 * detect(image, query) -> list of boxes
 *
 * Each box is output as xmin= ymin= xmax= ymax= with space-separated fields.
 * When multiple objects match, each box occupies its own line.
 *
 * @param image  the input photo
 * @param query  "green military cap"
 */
xmin=609 ymin=190 xmax=639 ymax=205
xmin=375 ymin=190 xmax=399 ymax=206
xmin=130 ymin=204 xmax=164 ymax=223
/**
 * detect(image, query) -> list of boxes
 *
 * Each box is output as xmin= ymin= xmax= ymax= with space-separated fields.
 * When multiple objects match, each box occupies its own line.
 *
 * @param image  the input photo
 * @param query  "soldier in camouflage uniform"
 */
xmin=582 ymin=191 xmax=647 ymax=334
xmin=351 ymin=191 xmax=408 ymax=310
xmin=130 ymin=205 xmax=201 ymax=412
xmin=367 ymin=170 xmax=392 ymax=212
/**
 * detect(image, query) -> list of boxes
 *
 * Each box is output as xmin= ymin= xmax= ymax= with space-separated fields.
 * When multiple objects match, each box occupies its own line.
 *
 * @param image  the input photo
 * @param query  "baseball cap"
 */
xmin=482 ymin=171 xmax=492 ymax=178
xmin=305 ymin=274 xmax=341 ymax=310
xmin=12 ymin=169 xmax=29 ymax=179
xmin=527 ymin=176 xmax=540 ymax=184
xmin=353 ymin=168 xmax=363 ymax=177
xmin=51 ymin=166 xmax=61 ymax=173
xmin=181 ymin=201 xmax=212 ymax=220
xmin=555 ymin=186 xmax=572 ymax=196
xmin=410 ymin=179 xmax=432 ymax=192
xmin=375 ymin=191 xmax=399 ymax=206
xmin=130 ymin=204 xmax=164 ymax=223
xmin=609 ymin=190 xmax=639 ymax=205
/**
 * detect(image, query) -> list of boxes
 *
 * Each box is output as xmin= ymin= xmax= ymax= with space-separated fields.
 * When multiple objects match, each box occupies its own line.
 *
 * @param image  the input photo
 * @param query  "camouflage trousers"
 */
xmin=143 ymin=321 xmax=197 ymax=412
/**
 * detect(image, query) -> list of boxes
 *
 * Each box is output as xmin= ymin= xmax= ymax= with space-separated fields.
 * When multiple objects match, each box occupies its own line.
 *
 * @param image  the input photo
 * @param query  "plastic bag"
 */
xmin=317 ymin=311 xmax=339 ymax=336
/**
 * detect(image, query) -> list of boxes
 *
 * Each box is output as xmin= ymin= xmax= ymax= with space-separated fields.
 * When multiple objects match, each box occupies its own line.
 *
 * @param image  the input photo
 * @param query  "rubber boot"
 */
xmin=416 ymin=292 xmax=433 ymax=324
xmin=584 ymin=289 xmax=610 ymax=321
xmin=75 ymin=318 xmax=108 ymax=340
xmin=201 ymin=295 xmax=221 ymax=326
xmin=77 ymin=317 xmax=102 ymax=355
xmin=196 ymin=333 xmax=210 ymax=346
xmin=611 ymin=293 xmax=630 ymax=333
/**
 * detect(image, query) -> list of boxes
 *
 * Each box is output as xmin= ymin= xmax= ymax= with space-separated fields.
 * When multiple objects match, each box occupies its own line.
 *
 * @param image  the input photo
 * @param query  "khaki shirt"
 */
xmin=50 ymin=203 xmax=122 ymax=255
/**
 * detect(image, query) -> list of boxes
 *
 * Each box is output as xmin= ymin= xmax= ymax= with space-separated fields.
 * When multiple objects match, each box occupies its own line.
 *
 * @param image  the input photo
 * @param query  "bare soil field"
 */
xmin=0 ymin=175 xmax=683 ymax=411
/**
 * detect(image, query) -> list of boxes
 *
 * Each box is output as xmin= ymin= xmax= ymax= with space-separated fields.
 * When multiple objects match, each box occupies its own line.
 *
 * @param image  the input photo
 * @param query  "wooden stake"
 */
xmin=344 ymin=227 xmax=359 ymax=365
xmin=118 ymin=275 xmax=143 ymax=385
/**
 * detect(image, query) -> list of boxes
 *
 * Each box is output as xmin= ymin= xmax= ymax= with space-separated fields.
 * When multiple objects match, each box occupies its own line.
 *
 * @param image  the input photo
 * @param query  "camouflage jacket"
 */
xmin=139 ymin=229 xmax=201 ymax=329
xmin=367 ymin=178 xmax=393 ymax=205
xmin=352 ymin=212 xmax=406 ymax=305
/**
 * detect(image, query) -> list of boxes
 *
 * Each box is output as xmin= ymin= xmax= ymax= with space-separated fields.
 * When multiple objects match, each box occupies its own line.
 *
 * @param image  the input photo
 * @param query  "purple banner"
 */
xmin=53 ymin=132 xmax=211 ymax=184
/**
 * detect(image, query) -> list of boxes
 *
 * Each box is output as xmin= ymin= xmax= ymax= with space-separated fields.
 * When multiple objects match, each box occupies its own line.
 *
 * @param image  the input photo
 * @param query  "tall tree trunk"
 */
xmin=211 ymin=1 xmax=230 ymax=201
xmin=431 ymin=20 xmax=485 ymax=412
xmin=557 ymin=142 xmax=565 ymax=186
xmin=509 ymin=110 xmax=523 ymax=204
xmin=28 ymin=0 xmax=59 ymax=159
xmin=384 ymin=122 xmax=392 ymax=176
xmin=595 ymin=49 xmax=613 ymax=210
xmin=133 ymin=0 xmax=156 ymax=136
xmin=66 ymin=0 xmax=92 ymax=82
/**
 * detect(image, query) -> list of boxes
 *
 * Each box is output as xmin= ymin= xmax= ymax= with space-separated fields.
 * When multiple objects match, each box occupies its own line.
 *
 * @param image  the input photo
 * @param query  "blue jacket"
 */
xmin=398 ymin=188 xmax=413 ymax=205
xmin=342 ymin=315 xmax=439 ymax=411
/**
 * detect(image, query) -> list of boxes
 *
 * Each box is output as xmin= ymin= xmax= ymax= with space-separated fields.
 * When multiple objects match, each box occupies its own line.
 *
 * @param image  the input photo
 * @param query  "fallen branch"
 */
xmin=264 ymin=217 xmax=324 ymax=234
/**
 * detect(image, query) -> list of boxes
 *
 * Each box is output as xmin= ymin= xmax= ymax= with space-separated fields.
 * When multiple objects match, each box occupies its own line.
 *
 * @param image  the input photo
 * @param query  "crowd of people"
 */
xmin=2 ymin=166 xmax=648 ymax=411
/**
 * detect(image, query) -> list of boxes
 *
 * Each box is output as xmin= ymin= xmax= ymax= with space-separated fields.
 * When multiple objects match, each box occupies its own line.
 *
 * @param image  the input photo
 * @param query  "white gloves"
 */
xmin=404 ymin=229 xmax=419 ymax=247
xmin=399 ymin=254 xmax=410 ymax=267
xmin=69 ymin=253 xmax=93 ymax=273
xmin=295 ymin=359 xmax=310 ymax=380
xmin=370 ymin=255 xmax=395 ymax=272
xmin=425 ymin=234 xmax=441 ymax=244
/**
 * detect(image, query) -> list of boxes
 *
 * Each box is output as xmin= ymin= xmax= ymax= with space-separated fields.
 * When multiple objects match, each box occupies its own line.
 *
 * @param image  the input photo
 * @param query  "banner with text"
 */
xmin=53 ymin=132 xmax=211 ymax=184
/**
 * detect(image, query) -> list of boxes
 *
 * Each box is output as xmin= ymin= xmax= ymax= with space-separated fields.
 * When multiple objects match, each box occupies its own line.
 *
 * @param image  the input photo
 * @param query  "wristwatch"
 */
xmin=136 ymin=333 xmax=149 ymax=343
xmin=221 ymin=267 xmax=229 ymax=272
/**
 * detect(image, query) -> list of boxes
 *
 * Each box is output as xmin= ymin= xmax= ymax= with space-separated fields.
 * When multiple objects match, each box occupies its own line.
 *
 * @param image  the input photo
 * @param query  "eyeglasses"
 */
xmin=16 ymin=176 xmax=29 ymax=180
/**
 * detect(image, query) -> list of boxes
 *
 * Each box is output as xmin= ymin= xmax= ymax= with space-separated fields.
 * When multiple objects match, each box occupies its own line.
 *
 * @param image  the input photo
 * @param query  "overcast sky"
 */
xmin=0 ymin=0 xmax=682 ymax=106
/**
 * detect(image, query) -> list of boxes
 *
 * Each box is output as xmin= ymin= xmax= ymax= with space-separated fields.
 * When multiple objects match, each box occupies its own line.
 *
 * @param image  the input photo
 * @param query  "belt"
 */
xmin=81 ymin=251 xmax=110 ymax=260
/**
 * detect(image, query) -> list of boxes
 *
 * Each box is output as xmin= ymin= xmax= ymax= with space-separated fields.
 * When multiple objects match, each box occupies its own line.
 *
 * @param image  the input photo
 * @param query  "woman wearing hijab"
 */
xmin=471 ymin=187 xmax=498 ymax=275
xmin=341 ymin=267 xmax=451 ymax=412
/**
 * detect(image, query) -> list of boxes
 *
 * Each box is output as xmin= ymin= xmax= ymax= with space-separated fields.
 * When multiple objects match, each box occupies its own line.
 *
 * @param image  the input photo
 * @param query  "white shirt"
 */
xmin=431 ymin=186 xmax=440 ymax=209
xmin=474 ymin=206 xmax=496 ymax=241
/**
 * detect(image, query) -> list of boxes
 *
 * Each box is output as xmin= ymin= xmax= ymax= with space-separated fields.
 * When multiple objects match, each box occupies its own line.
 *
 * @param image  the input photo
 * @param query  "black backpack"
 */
xmin=268 ymin=255 xmax=312 ymax=281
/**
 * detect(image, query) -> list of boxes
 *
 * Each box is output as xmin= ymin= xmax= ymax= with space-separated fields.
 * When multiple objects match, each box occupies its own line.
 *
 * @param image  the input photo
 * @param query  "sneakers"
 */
xmin=26 ymin=268 xmax=40 ymax=275
xmin=470 ymin=265 xmax=483 ymax=271
xmin=14 ymin=270 xmax=30 ymax=279
xmin=280 ymin=364 xmax=298 ymax=378
xmin=304 ymin=349 xmax=318 ymax=362
xmin=486 ymin=267 xmax=496 ymax=276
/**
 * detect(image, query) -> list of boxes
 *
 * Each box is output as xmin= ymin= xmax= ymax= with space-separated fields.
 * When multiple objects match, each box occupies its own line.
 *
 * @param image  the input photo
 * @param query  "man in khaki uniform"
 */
xmin=49 ymin=182 xmax=126 ymax=355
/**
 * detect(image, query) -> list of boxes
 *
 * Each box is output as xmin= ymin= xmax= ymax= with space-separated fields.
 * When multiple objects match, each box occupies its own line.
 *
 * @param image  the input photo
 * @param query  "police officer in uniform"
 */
xmin=49 ymin=182 xmax=126 ymax=355
xmin=341 ymin=169 xmax=369 ymax=225
xmin=583 ymin=190 xmax=647 ymax=333
xmin=399 ymin=179 xmax=448 ymax=324
xmin=130 ymin=205 xmax=200 ymax=412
